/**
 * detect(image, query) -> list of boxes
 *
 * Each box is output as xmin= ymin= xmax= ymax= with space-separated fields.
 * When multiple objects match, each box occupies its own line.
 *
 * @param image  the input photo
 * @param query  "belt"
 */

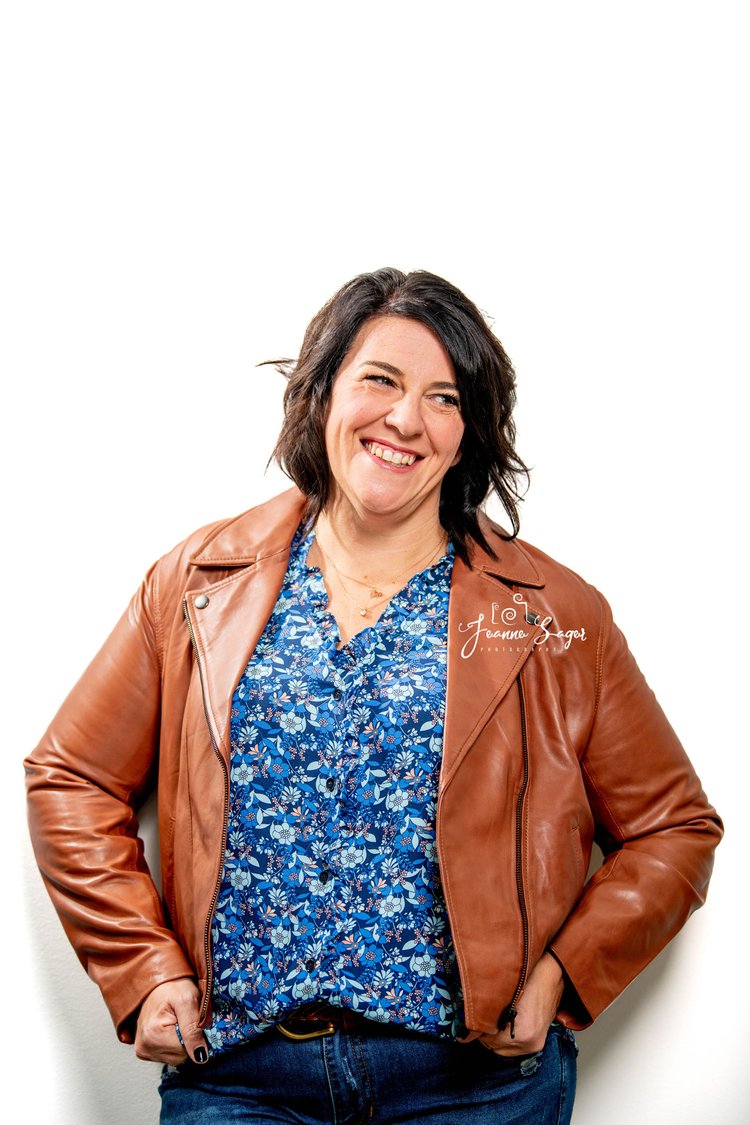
xmin=276 ymin=1003 xmax=373 ymax=1041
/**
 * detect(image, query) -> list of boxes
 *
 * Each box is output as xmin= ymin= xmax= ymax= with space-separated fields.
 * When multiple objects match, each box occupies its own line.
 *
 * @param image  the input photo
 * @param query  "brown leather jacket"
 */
xmin=25 ymin=489 xmax=722 ymax=1043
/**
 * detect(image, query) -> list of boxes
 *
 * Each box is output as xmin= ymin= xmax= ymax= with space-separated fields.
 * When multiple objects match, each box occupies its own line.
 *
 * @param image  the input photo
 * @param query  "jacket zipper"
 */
xmin=500 ymin=674 xmax=531 ymax=1039
xmin=183 ymin=599 xmax=230 ymax=1026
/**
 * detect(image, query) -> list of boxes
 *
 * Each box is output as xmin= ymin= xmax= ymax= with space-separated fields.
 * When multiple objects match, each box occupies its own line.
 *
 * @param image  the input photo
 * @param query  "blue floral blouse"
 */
xmin=205 ymin=524 xmax=464 ymax=1054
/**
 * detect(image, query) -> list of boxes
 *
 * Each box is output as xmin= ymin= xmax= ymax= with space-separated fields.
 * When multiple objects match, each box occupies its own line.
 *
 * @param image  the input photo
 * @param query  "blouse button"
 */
xmin=305 ymin=958 xmax=316 ymax=972
xmin=319 ymin=869 xmax=331 ymax=884
xmin=194 ymin=594 xmax=209 ymax=609
xmin=333 ymin=689 xmax=342 ymax=700
xmin=325 ymin=778 xmax=336 ymax=792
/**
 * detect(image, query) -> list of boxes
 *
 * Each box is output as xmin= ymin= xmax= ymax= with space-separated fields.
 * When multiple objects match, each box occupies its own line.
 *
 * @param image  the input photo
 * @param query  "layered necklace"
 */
xmin=315 ymin=524 xmax=447 ymax=618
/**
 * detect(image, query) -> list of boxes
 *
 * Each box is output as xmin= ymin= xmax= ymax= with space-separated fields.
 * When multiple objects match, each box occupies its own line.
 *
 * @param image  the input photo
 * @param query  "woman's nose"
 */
xmin=384 ymin=393 xmax=424 ymax=437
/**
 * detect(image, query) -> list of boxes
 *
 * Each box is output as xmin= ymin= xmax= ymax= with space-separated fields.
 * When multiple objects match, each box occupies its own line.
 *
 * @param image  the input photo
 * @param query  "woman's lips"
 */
xmin=362 ymin=440 xmax=419 ymax=467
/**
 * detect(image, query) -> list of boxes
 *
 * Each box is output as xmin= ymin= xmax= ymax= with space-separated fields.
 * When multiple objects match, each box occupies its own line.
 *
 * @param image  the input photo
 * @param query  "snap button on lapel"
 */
xmin=195 ymin=594 xmax=210 ymax=609
xmin=525 ymin=611 xmax=540 ymax=625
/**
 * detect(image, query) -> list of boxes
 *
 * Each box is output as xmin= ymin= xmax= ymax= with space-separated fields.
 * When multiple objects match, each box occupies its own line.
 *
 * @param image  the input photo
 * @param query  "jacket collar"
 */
xmin=190 ymin=489 xmax=309 ymax=568
xmin=191 ymin=487 xmax=546 ymax=589
xmin=468 ymin=512 xmax=545 ymax=589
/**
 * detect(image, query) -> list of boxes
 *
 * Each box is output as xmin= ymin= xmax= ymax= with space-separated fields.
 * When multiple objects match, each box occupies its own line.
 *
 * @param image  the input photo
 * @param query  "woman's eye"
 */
xmin=432 ymin=393 xmax=461 ymax=410
xmin=363 ymin=373 xmax=395 ymax=387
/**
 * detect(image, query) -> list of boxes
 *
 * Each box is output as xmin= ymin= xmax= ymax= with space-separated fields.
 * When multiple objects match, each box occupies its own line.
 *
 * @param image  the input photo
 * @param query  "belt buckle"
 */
xmin=277 ymin=1009 xmax=337 ymax=1041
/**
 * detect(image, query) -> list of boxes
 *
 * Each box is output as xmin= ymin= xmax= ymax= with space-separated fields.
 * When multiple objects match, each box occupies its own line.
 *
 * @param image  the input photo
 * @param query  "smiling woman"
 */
xmin=272 ymin=268 xmax=529 ymax=566
xmin=25 ymin=267 xmax=722 ymax=1125
xmin=324 ymin=318 xmax=465 ymax=519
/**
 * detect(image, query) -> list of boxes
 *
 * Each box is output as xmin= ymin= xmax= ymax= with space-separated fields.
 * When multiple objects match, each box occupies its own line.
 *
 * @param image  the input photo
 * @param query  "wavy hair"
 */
xmin=271 ymin=267 xmax=529 ymax=564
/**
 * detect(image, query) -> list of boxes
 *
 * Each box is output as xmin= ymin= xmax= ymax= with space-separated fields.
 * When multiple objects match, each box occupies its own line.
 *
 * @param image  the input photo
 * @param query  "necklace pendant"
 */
xmin=360 ymin=608 xmax=367 ymax=617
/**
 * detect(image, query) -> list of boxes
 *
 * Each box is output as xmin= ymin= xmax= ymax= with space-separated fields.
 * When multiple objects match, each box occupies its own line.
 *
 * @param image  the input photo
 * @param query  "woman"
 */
xmin=25 ymin=268 xmax=722 ymax=1123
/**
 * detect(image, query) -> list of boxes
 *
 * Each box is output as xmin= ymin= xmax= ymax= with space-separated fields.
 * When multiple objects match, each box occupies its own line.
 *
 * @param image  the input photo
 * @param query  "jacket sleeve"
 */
xmin=24 ymin=560 xmax=194 ymax=1043
xmin=549 ymin=591 xmax=723 ymax=1028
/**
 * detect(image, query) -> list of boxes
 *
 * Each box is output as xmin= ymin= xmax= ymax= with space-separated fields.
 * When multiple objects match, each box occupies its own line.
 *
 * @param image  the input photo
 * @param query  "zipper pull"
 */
xmin=499 ymin=1006 xmax=518 ymax=1039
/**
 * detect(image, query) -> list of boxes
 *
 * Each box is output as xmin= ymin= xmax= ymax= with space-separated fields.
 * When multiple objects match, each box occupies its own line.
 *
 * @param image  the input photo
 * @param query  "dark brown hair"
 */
xmin=271 ymin=267 xmax=529 ymax=564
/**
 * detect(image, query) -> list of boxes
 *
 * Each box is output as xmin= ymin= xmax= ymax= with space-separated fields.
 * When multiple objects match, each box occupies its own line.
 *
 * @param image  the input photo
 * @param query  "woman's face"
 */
xmin=323 ymin=316 xmax=464 ymax=526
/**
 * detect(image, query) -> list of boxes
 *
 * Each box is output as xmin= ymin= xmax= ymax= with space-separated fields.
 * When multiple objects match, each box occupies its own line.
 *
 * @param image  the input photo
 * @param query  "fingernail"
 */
xmin=195 ymin=1046 xmax=208 ymax=1064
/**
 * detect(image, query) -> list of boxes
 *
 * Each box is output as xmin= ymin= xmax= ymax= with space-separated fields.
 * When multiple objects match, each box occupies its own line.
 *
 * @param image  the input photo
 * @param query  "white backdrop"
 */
xmin=3 ymin=3 xmax=747 ymax=1122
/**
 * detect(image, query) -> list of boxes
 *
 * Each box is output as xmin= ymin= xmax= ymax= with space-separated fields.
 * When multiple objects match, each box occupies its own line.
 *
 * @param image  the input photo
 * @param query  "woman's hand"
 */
xmin=134 ymin=978 xmax=209 ymax=1065
xmin=479 ymin=953 xmax=565 ymax=1057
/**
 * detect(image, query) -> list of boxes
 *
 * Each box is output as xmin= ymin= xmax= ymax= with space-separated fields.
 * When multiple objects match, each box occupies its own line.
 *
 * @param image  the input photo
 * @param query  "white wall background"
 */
xmin=2 ymin=2 xmax=746 ymax=1121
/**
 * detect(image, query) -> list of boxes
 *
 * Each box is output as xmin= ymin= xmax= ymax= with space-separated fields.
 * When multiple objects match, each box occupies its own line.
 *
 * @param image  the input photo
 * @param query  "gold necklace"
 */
xmin=316 ymin=533 xmax=447 ymax=618
xmin=317 ymin=524 xmax=447 ymax=601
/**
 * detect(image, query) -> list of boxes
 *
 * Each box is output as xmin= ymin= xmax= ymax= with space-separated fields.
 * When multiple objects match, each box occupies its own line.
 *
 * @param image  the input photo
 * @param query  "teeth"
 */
xmin=365 ymin=442 xmax=416 ymax=466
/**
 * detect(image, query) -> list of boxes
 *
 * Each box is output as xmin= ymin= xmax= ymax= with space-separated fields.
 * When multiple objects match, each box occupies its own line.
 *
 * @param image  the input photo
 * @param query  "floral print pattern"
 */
xmin=206 ymin=524 xmax=463 ymax=1053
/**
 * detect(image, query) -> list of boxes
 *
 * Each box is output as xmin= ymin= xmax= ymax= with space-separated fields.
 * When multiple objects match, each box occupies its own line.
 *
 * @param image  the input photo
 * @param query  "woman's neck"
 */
xmin=315 ymin=502 xmax=446 ymax=583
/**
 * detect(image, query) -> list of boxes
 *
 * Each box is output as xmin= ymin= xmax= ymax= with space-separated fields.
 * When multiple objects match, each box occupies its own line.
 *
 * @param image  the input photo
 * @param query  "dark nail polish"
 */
xmin=195 ymin=1046 xmax=208 ymax=1064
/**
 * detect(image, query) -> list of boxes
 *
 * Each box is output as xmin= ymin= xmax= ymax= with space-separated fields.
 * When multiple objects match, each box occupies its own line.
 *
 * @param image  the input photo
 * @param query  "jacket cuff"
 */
xmin=103 ymin=946 xmax=197 ymax=1044
xmin=547 ymin=945 xmax=594 ymax=1030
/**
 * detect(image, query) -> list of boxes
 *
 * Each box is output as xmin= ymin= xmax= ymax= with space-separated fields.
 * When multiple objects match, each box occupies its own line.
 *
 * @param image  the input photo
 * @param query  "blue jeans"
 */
xmin=159 ymin=1021 xmax=577 ymax=1123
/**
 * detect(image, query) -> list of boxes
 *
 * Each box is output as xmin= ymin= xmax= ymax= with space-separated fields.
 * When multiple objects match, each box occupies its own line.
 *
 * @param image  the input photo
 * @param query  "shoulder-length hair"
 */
xmin=271 ymin=267 xmax=529 ymax=565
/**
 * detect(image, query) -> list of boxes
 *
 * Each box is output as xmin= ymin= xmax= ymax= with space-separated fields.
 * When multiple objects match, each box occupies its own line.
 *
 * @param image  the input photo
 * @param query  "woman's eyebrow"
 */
xmin=358 ymin=360 xmax=403 ymax=376
xmin=358 ymin=360 xmax=458 ymax=390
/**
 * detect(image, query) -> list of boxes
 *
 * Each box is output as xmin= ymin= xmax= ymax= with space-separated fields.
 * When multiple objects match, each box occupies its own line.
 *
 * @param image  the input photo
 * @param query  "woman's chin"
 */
xmin=332 ymin=485 xmax=420 ymax=524
xmin=360 ymin=497 xmax=441 ymax=528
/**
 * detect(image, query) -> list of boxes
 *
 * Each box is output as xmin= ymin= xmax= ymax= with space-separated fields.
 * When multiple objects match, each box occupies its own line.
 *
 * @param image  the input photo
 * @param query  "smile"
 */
xmin=363 ymin=441 xmax=418 ymax=467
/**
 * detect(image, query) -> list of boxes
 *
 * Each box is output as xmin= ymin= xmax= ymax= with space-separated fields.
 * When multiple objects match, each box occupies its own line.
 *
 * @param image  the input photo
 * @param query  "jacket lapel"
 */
xmin=441 ymin=553 xmax=545 ymax=791
xmin=183 ymin=491 xmax=307 ymax=760
xmin=184 ymin=556 xmax=291 ymax=760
